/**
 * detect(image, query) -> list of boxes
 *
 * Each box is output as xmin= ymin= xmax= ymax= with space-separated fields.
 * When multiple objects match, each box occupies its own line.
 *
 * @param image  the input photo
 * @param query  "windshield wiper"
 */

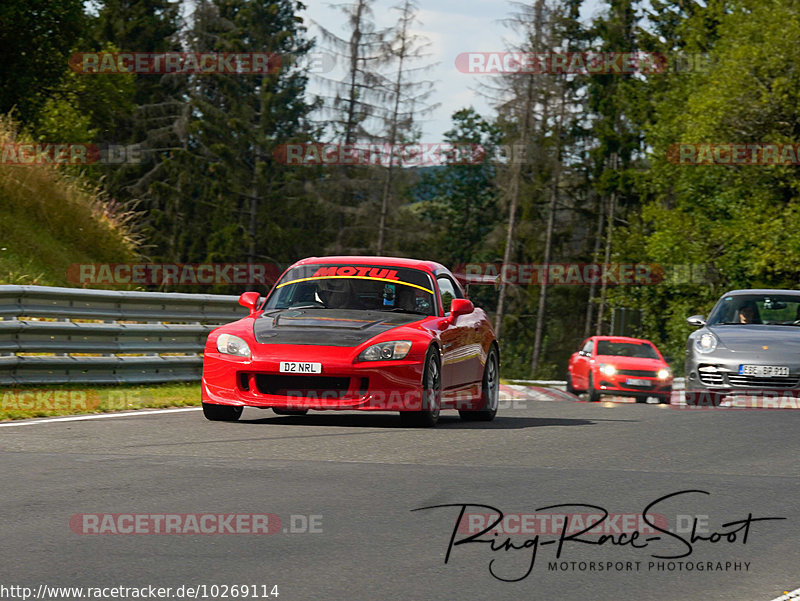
xmin=286 ymin=304 xmax=326 ymax=310
xmin=382 ymin=308 xmax=429 ymax=316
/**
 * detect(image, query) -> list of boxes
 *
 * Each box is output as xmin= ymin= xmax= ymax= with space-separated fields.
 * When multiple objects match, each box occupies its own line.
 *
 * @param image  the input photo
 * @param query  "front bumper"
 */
xmin=686 ymin=350 xmax=800 ymax=395
xmin=594 ymin=372 xmax=672 ymax=397
xmin=202 ymin=346 xmax=474 ymax=411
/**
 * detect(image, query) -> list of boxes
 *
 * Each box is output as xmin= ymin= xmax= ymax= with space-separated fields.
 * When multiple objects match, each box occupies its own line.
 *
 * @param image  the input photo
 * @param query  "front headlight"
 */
xmin=599 ymin=363 xmax=617 ymax=377
xmin=216 ymin=333 xmax=251 ymax=358
xmin=657 ymin=368 xmax=671 ymax=380
xmin=358 ymin=341 xmax=412 ymax=361
xmin=695 ymin=332 xmax=718 ymax=354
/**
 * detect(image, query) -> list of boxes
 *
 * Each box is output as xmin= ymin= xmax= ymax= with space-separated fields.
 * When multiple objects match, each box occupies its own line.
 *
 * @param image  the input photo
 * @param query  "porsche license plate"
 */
xmin=626 ymin=378 xmax=652 ymax=386
xmin=739 ymin=364 xmax=789 ymax=377
xmin=279 ymin=361 xmax=322 ymax=374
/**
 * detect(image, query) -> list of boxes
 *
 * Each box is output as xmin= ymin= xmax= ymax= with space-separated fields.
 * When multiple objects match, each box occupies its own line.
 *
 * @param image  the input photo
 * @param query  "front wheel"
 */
xmin=272 ymin=408 xmax=309 ymax=416
xmin=565 ymin=369 xmax=577 ymax=394
xmin=587 ymin=374 xmax=600 ymax=403
xmin=460 ymin=347 xmax=499 ymax=422
xmin=202 ymin=402 xmax=243 ymax=422
xmin=401 ymin=348 xmax=442 ymax=427
xmin=685 ymin=390 xmax=722 ymax=407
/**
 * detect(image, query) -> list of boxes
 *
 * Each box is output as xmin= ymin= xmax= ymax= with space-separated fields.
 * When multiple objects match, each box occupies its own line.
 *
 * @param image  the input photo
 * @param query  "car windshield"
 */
xmin=264 ymin=264 xmax=436 ymax=315
xmin=706 ymin=293 xmax=800 ymax=326
xmin=596 ymin=341 xmax=659 ymax=359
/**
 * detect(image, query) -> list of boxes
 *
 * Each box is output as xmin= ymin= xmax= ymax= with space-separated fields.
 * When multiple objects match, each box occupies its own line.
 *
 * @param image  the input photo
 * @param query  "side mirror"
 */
xmin=450 ymin=298 xmax=474 ymax=320
xmin=687 ymin=315 xmax=706 ymax=327
xmin=239 ymin=291 xmax=261 ymax=315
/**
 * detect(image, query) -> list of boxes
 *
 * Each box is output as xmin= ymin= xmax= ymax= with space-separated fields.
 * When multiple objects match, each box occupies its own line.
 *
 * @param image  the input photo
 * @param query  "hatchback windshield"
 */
xmin=596 ymin=341 xmax=659 ymax=359
xmin=264 ymin=264 xmax=436 ymax=315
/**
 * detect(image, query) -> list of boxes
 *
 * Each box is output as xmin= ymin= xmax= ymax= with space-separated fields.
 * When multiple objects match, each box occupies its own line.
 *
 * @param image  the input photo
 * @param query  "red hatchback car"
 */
xmin=202 ymin=256 xmax=500 ymax=427
xmin=566 ymin=336 xmax=673 ymax=403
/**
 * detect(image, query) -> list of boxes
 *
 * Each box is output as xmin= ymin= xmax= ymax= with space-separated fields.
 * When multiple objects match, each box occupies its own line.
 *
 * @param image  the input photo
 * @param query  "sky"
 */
xmin=298 ymin=0 xmax=608 ymax=142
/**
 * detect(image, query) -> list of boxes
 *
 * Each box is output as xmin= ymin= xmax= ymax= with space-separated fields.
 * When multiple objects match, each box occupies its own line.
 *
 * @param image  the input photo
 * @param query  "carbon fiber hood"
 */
xmin=253 ymin=308 xmax=422 ymax=347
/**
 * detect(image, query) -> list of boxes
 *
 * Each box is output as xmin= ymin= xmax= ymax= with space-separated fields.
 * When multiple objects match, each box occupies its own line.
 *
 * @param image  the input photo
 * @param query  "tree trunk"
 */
xmin=494 ymin=0 xmax=544 ymax=338
xmin=584 ymin=189 xmax=605 ymax=338
xmin=595 ymin=153 xmax=618 ymax=335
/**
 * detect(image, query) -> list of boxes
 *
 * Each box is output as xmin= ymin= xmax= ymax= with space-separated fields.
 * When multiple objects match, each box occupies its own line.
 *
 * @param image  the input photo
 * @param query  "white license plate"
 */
xmin=626 ymin=378 xmax=652 ymax=387
xmin=739 ymin=364 xmax=789 ymax=377
xmin=279 ymin=361 xmax=322 ymax=374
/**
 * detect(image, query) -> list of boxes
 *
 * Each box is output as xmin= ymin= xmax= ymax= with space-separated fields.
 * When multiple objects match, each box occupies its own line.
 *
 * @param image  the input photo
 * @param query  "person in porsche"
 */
xmin=202 ymin=256 xmax=500 ymax=426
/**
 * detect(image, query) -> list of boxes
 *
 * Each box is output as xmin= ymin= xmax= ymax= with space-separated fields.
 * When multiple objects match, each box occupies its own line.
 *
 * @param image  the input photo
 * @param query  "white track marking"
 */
xmin=0 ymin=407 xmax=202 ymax=428
xmin=768 ymin=587 xmax=800 ymax=601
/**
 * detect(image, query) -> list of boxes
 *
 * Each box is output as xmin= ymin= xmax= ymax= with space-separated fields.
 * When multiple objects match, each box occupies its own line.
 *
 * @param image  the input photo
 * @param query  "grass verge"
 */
xmin=0 ymin=382 xmax=201 ymax=421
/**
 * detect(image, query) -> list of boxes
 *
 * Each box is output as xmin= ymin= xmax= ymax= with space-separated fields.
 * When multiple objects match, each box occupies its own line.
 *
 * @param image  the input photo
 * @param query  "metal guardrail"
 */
xmin=0 ymin=286 xmax=247 ymax=385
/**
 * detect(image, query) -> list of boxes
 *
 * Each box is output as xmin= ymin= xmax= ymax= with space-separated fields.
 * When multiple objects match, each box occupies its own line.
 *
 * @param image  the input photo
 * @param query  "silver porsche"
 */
xmin=685 ymin=289 xmax=800 ymax=405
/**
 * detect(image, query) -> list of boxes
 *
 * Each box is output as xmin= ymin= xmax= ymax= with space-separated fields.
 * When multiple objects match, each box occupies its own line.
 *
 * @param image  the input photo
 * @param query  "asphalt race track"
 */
xmin=1 ymin=392 xmax=798 ymax=601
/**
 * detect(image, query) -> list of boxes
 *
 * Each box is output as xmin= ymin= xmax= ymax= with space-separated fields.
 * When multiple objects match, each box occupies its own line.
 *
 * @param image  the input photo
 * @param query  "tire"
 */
xmin=685 ymin=390 xmax=722 ymax=407
xmin=460 ymin=347 xmax=499 ymax=422
xmin=202 ymin=402 xmax=243 ymax=422
xmin=659 ymin=388 xmax=673 ymax=405
xmin=401 ymin=348 xmax=442 ymax=427
xmin=565 ymin=369 xmax=577 ymax=394
xmin=587 ymin=373 xmax=600 ymax=403
xmin=272 ymin=408 xmax=309 ymax=416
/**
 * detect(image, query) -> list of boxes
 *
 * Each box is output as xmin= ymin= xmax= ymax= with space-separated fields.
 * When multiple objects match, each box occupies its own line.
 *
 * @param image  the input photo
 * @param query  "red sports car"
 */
xmin=201 ymin=256 xmax=500 ymax=426
xmin=566 ymin=336 xmax=673 ymax=403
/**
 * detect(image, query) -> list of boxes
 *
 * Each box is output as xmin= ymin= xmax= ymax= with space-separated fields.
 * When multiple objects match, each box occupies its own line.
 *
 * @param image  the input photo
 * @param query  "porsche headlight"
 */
xmin=599 ymin=363 xmax=617 ymax=377
xmin=358 ymin=341 xmax=412 ymax=361
xmin=657 ymin=368 xmax=671 ymax=380
xmin=695 ymin=332 xmax=718 ymax=354
xmin=216 ymin=333 xmax=251 ymax=358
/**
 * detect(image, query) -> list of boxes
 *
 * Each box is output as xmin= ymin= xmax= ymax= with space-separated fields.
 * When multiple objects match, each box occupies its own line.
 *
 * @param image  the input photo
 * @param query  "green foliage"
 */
xmin=411 ymin=109 xmax=502 ymax=266
xmin=0 ymin=0 xmax=86 ymax=123
xmin=0 ymin=119 xmax=137 ymax=286
xmin=610 ymin=0 xmax=800 ymax=369
xmin=5 ymin=0 xmax=800 ymax=382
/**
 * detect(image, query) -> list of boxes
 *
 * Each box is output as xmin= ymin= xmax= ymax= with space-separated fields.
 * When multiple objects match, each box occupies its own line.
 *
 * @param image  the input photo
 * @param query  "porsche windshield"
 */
xmin=264 ymin=264 xmax=436 ymax=315
xmin=596 ymin=341 xmax=659 ymax=359
xmin=707 ymin=293 xmax=800 ymax=325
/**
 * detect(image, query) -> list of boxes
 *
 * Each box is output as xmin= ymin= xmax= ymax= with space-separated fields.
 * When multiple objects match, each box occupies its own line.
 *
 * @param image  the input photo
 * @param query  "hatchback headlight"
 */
xmin=216 ymin=333 xmax=251 ymax=358
xmin=599 ymin=363 xmax=617 ymax=377
xmin=695 ymin=332 xmax=718 ymax=353
xmin=358 ymin=341 xmax=412 ymax=361
xmin=657 ymin=368 xmax=671 ymax=380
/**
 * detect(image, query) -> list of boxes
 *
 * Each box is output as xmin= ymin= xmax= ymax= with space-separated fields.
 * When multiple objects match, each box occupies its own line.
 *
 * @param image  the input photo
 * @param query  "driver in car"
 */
xmin=738 ymin=303 xmax=759 ymax=324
